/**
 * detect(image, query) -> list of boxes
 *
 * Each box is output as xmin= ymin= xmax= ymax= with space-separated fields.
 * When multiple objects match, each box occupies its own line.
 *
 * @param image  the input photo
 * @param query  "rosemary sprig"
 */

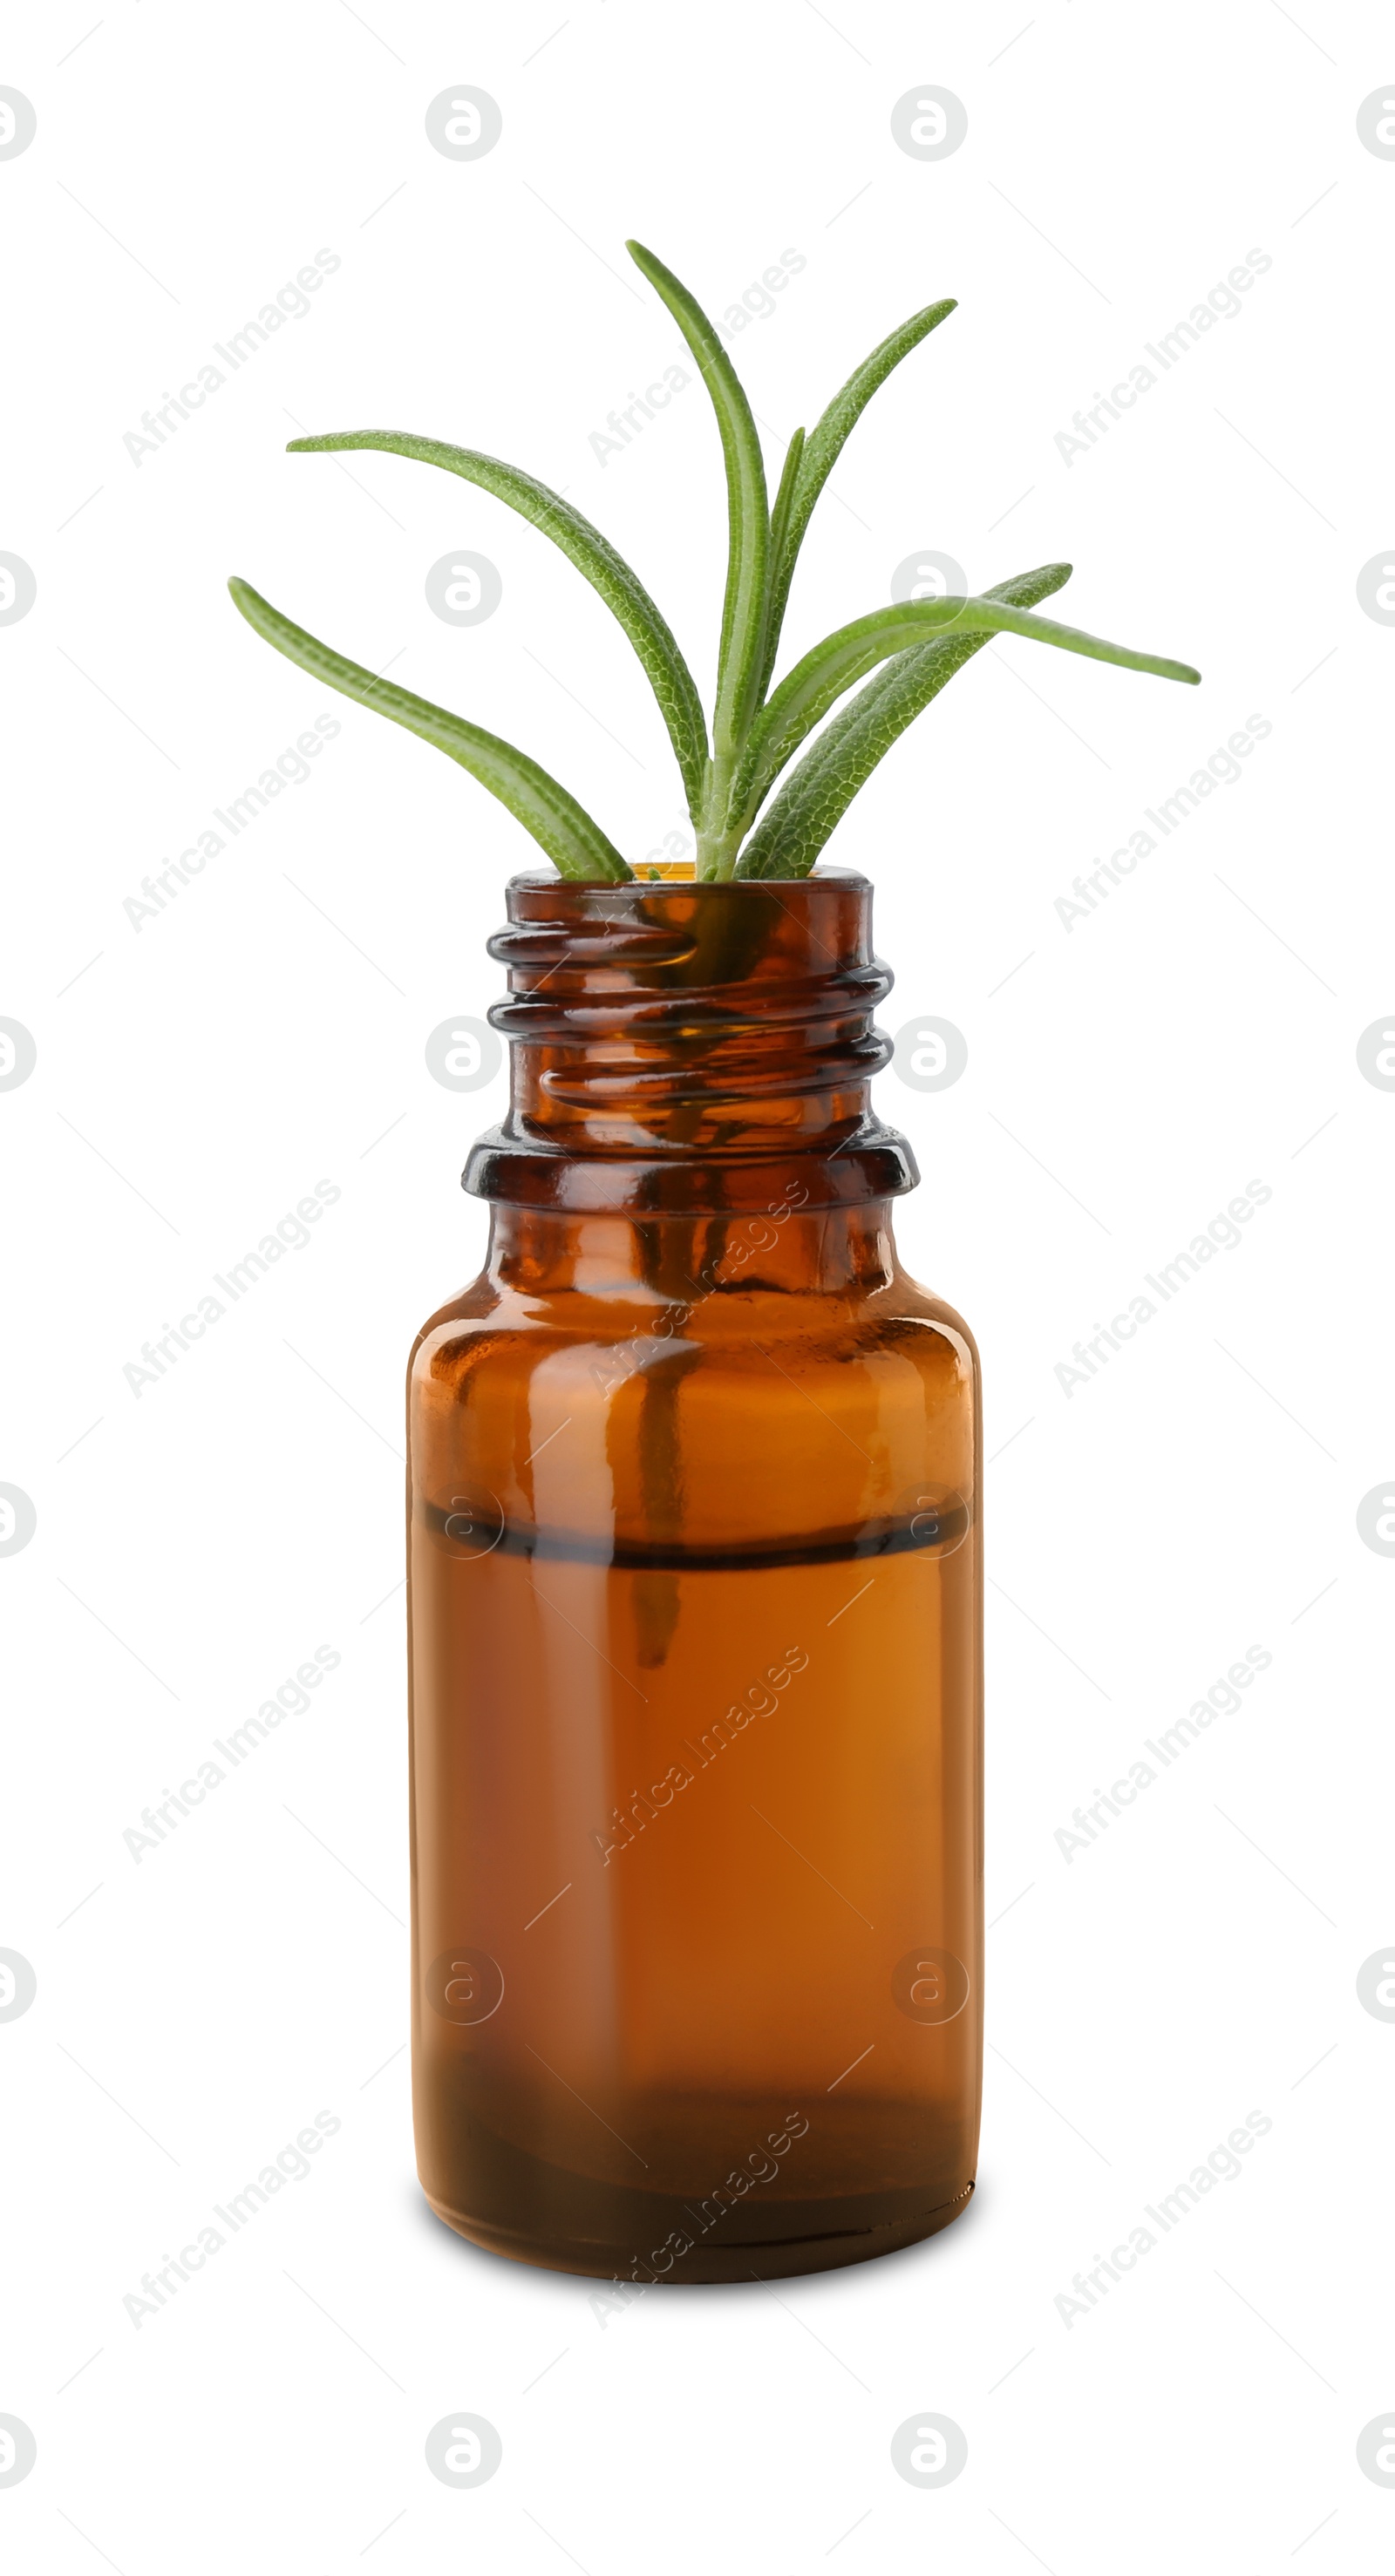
xmin=229 ymin=244 xmax=1199 ymax=882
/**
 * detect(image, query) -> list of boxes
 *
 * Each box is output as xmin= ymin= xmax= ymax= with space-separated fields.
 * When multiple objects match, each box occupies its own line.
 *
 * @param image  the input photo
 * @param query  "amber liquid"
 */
xmin=411 ymin=1501 xmax=979 ymax=2280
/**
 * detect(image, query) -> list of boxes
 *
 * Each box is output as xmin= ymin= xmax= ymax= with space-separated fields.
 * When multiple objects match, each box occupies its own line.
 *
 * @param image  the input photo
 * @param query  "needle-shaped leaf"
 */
xmin=627 ymin=240 xmax=769 ymax=759
xmin=228 ymin=577 xmax=631 ymax=882
xmin=736 ymin=561 xmax=1080 ymax=879
xmin=731 ymin=592 xmax=1198 ymax=830
xmin=286 ymin=430 xmax=708 ymax=823
xmin=769 ymin=426 xmax=806 ymax=572
xmin=759 ymin=299 xmax=957 ymax=695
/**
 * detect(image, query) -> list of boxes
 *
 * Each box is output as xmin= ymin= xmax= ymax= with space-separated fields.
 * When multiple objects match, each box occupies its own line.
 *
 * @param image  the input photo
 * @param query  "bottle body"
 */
xmin=407 ymin=873 xmax=983 ymax=2280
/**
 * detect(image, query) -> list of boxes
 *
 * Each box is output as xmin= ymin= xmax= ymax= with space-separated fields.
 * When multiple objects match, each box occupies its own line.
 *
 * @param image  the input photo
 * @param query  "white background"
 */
xmin=3 ymin=1 xmax=1393 ymax=2566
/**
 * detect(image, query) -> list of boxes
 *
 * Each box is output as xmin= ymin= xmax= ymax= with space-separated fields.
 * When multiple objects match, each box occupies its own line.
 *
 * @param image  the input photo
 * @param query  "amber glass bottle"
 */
xmin=407 ymin=867 xmax=982 ymax=2281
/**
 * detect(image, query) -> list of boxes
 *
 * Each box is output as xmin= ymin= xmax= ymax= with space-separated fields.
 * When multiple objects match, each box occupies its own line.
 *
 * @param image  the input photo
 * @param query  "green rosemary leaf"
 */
xmin=626 ymin=241 xmax=769 ymax=763
xmin=768 ymin=426 xmax=806 ymax=572
xmin=736 ymin=561 xmax=1075 ymax=880
xmin=286 ymin=430 xmax=708 ymax=822
xmin=732 ymin=591 xmax=1199 ymax=829
xmin=228 ymin=578 xmax=632 ymax=882
xmin=759 ymin=299 xmax=956 ymax=693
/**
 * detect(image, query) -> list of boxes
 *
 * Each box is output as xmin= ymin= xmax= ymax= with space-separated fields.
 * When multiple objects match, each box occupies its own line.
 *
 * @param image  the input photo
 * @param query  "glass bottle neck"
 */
xmin=462 ymin=870 xmax=918 ymax=1220
xmin=482 ymin=1200 xmax=901 ymax=1299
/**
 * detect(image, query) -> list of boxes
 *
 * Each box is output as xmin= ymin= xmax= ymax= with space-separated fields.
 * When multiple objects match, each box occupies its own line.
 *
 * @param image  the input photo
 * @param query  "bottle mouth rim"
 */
xmin=507 ymin=866 xmax=870 ymax=897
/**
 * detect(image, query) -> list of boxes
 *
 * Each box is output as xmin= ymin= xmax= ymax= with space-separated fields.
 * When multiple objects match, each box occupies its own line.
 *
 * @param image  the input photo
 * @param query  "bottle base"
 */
xmin=422 ymin=2177 xmax=974 ymax=2283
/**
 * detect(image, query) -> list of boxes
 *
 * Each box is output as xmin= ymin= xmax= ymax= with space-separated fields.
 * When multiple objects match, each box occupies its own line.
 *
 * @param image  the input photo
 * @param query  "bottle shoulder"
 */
xmin=411 ymin=1269 xmax=976 ymax=1391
